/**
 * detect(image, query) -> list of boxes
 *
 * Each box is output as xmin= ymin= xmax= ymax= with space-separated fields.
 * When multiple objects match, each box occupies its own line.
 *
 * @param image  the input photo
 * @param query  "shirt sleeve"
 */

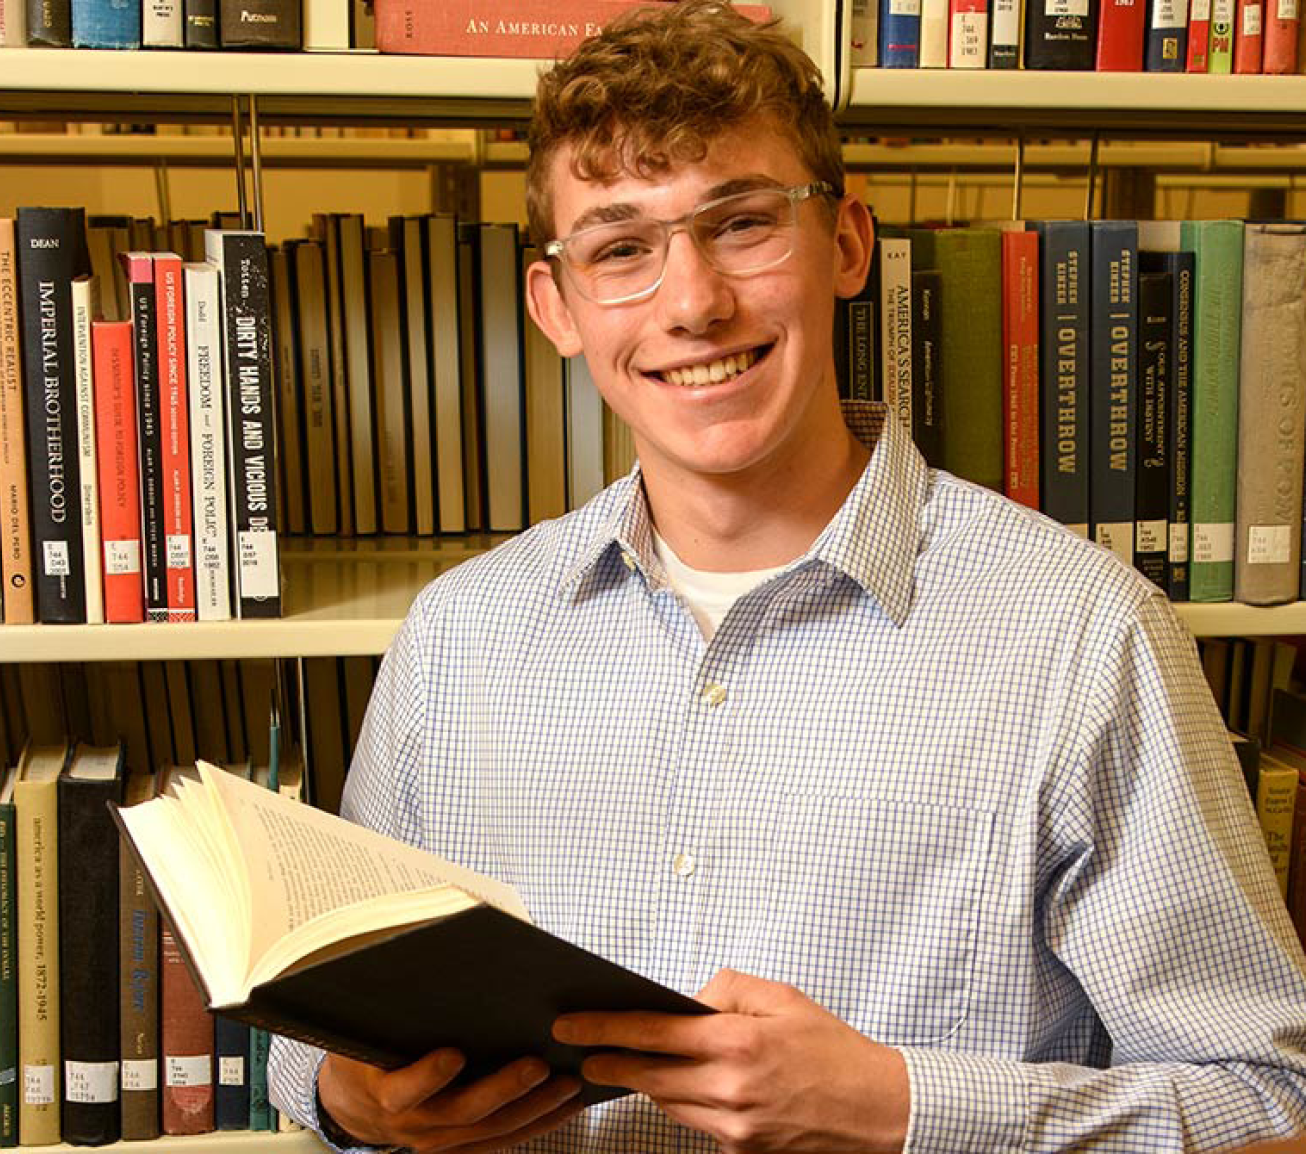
xmin=265 ymin=590 xmax=438 ymax=1140
xmin=901 ymin=591 xmax=1306 ymax=1153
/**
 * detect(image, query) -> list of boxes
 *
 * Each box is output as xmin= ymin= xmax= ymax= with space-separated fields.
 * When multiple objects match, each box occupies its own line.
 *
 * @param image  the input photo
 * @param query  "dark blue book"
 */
xmin=71 ymin=0 xmax=141 ymax=46
xmin=1089 ymin=220 xmax=1139 ymax=567
xmin=1031 ymin=220 xmax=1090 ymax=537
xmin=215 ymin=1016 xmax=251 ymax=1129
xmin=1144 ymin=0 xmax=1188 ymax=68
xmin=1134 ymin=268 xmax=1172 ymax=590
xmin=879 ymin=0 xmax=922 ymax=65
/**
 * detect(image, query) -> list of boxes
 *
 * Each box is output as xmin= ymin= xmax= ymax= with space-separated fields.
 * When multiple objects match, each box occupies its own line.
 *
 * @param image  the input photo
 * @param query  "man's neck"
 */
xmin=642 ymin=425 xmax=870 ymax=573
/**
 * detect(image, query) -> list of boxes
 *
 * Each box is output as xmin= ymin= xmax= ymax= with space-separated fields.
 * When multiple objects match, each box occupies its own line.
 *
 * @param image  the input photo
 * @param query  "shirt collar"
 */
xmin=560 ymin=400 xmax=929 ymax=626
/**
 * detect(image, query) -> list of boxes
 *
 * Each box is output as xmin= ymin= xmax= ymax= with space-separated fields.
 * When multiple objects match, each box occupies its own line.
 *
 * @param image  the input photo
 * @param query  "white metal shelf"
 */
xmin=25 ymin=1133 xmax=325 ymax=1153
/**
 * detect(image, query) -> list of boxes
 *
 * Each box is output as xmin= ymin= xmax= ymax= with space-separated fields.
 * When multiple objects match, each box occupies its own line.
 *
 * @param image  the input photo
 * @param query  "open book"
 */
xmin=111 ymin=761 xmax=707 ymax=1103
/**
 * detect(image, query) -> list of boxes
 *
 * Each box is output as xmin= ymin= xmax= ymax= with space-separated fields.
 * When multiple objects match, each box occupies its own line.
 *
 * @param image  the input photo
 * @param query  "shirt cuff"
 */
xmin=900 ymin=1047 xmax=1029 ymax=1154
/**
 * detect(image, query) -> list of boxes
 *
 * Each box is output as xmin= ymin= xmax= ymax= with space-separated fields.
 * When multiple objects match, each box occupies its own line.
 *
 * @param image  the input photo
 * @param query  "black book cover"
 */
xmin=910 ymin=268 xmax=944 ymax=470
xmin=58 ymin=749 xmax=126 ymax=1146
xmin=25 ymin=0 xmax=71 ymax=44
xmin=16 ymin=207 xmax=90 ymax=623
xmin=843 ymin=243 xmax=877 ymax=402
xmin=214 ymin=1016 xmax=251 ymax=1128
xmin=1024 ymin=0 xmax=1099 ymax=67
xmin=125 ymin=254 xmax=168 ymax=623
xmin=185 ymin=0 xmax=219 ymax=47
xmin=206 ymin=230 xmax=282 ymax=618
xmin=218 ymin=0 xmax=301 ymax=47
xmin=1134 ymin=269 xmax=1172 ymax=591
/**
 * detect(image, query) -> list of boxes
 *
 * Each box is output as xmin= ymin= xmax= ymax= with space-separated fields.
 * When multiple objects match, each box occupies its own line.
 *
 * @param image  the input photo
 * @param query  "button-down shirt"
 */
xmin=269 ymin=401 xmax=1306 ymax=1152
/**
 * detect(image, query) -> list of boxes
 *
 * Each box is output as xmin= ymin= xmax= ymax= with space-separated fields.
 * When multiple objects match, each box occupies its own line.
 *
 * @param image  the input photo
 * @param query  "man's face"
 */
xmin=526 ymin=115 xmax=872 ymax=492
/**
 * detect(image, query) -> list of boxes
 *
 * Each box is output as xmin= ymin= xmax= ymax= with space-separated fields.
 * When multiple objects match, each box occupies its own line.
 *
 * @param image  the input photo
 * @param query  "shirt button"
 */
xmin=621 ymin=552 xmax=637 ymax=571
xmin=672 ymin=852 xmax=697 ymax=877
xmin=702 ymin=683 xmax=727 ymax=707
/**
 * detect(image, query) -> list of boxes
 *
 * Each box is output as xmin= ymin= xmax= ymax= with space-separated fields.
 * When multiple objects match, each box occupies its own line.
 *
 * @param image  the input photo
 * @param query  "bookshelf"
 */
xmin=28 ymin=1135 xmax=325 ymax=1153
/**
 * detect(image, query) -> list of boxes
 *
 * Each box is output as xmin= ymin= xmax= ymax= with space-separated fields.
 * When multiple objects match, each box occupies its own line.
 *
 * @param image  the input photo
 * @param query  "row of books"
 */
xmin=0 ymin=209 xmax=283 ymax=626
xmin=851 ymin=0 xmax=1301 ymax=72
xmin=833 ymin=216 xmax=1306 ymax=606
xmin=0 ymin=653 xmax=378 ymax=1145
xmin=1 ymin=0 xmax=301 ymax=49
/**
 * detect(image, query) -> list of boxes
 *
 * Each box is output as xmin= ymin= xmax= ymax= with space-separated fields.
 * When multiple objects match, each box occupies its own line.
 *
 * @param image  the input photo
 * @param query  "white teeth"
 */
xmin=663 ymin=348 xmax=759 ymax=388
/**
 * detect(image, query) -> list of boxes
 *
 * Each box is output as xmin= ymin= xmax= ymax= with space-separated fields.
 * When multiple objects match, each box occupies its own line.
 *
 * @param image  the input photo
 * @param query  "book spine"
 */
xmin=1089 ymin=220 xmax=1138 ymax=567
xmin=184 ymin=0 xmax=217 ymax=45
xmin=880 ymin=0 xmax=923 ymax=65
xmin=1145 ymin=0 xmax=1188 ymax=65
xmin=1187 ymin=0 xmax=1213 ymax=62
xmin=57 ymin=772 xmax=124 ymax=1146
xmin=0 ymin=219 xmax=34 ymax=625
xmin=214 ymin=1017 xmax=250 ymax=1130
xmin=910 ymin=268 xmax=944 ymax=469
xmin=369 ymin=249 xmax=412 ymax=535
xmin=24 ymin=0 xmax=69 ymax=43
xmin=1135 ymin=270 xmax=1171 ymax=590
xmin=1257 ymin=762 xmax=1298 ymax=896
xmin=93 ymin=320 xmax=145 ymax=624
xmin=155 ymin=255 xmax=197 ymax=624
xmin=1233 ymin=0 xmax=1264 ymax=66
xmin=989 ymin=0 xmax=1021 ymax=62
xmin=1024 ymin=0 xmax=1099 ymax=64
xmin=477 ymin=223 xmax=526 ymax=533
xmin=125 ymin=253 xmax=169 ymax=622
xmin=71 ymin=0 xmax=142 ymax=46
xmin=336 ymin=214 xmax=377 ymax=535
xmin=948 ymin=0 xmax=988 ymax=64
xmin=1182 ymin=219 xmax=1244 ymax=602
xmin=291 ymin=241 xmax=339 ymax=536
xmin=843 ymin=257 xmax=877 ymax=403
xmin=1002 ymin=229 xmax=1040 ymax=512
xmin=851 ymin=0 xmax=882 ymax=63
xmin=142 ymin=0 xmax=182 ymax=44
xmin=247 ymin=1028 xmax=272 ymax=1129
xmin=118 ymin=835 xmax=159 ymax=1140
xmin=1263 ymin=0 xmax=1299 ymax=68
xmin=880 ymin=238 xmax=913 ymax=433
xmin=394 ymin=218 xmax=435 ymax=536
xmin=205 ymin=230 xmax=282 ymax=618
xmin=218 ymin=0 xmax=301 ymax=46
xmin=1209 ymin=0 xmax=1235 ymax=65
xmin=1166 ymin=251 xmax=1194 ymax=601
xmin=72 ymin=276 xmax=104 ymax=625
xmin=457 ymin=224 xmax=485 ymax=528
xmin=160 ymin=926 xmax=214 ymax=1135
xmin=17 ymin=207 xmax=88 ymax=624
xmin=313 ymin=213 xmax=354 ymax=537
xmin=302 ymin=0 xmax=348 ymax=47
xmin=269 ymin=247 xmax=306 ymax=537
xmin=1 ymin=0 xmax=28 ymax=44
xmin=184 ymin=263 xmax=232 ymax=623
xmin=16 ymin=776 xmax=60 ymax=1146
xmin=0 ymin=801 xmax=15 ymax=1147
xmin=1096 ymin=0 xmax=1147 ymax=65
xmin=427 ymin=215 xmax=465 ymax=534
xmin=919 ymin=0 xmax=950 ymax=61
xmin=1234 ymin=225 xmax=1306 ymax=607
xmin=1035 ymin=221 xmax=1090 ymax=537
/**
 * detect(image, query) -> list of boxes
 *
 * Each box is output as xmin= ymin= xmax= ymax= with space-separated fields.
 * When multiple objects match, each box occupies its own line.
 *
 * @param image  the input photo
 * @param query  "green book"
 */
xmin=1181 ymin=220 xmax=1244 ymax=602
xmin=935 ymin=228 xmax=1004 ymax=492
xmin=0 ymin=767 xmax=15 ymax=1148
xmin=248 ymin=1028 xmax=272 ymax=1130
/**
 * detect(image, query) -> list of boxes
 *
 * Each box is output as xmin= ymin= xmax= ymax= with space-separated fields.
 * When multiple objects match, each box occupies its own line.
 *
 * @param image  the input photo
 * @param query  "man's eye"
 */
xmin=714 ymin=213 xmax=775 ymax=238
xmin=591 ymin=238 xmax=652 ymax=265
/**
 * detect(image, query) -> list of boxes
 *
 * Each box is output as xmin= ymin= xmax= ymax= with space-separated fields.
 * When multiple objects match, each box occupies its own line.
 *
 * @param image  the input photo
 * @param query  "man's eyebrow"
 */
xmin=564 ymin=175 xmax=786 ymax=236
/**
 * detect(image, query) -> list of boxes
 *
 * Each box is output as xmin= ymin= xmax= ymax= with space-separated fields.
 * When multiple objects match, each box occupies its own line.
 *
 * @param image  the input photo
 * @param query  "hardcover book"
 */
xmin=368 ymin=249 xmax=412 ymax=535
xmin=1002 ymin=228 xmax=1040 ymax=512
xmin=1263 ymin=0 xmax=1300 ymax=68
xmin=142 ymin=0 xmax=182 ymax=44
xmin=113 ymin=762 xmax=708 ymax=1102
xmin=1095 ymin=0 xmax=1146 ymax=66
xmin=0 ymin=218 xmax=34 ymax=625
xmin=71 ymin=0 xmax=141 ymax=46
xmin=218 ymin=0 xmax=301 ymax=47
xmin=1025 ymin=0 xmax=1099 ymax=65
xmin=310 ymin=213 xmax=354 ymax=537
xmin=427 ymin=214 xmax=466 ymax=534
xmin=1187 ymin=0 xmax=1212 ymax=63
xmin=1208 ymin=0 xmax=1235 ymax=67
xmin=25 ymin=0 xmax=69 ymax=43
xmin=989 ymin=0 xmax=1022 ymax=63
xmin=334 ymin=213 xmax=377 ymax=536
xmin=478 ymin=223 xmax=526 ymax=533
xmin=910 ymin=267 xmax=944 ymax=469
xmin=1134 ymin=268 xmax=1172 ymax=590
xmin=948 ymin=0 xmax=988 ymax=63
xmin=879 ymin=0 xmax=922 ymax=65
xmin=1232 ymin=0 xmax=1263 ymax=68
xmin=879 ymin=235 xmax=912 ymax=434
xmin=17 ymin=208 xmax=91 ymax=624
xmin=183 ymin=0 xmax=217 ymax=45
xmin=268 ymin=247 xmax=306 ymax=537
xmin=119 ymin=771 xmax=160 ymax=1142
xmin=71 ymin=275 xmax=103 ymax=625
xmin=391 ymin=217 xmax=436 ymax=537
xmin=1145 ymin=0 xmax=1187 ymax=66
xmin=0 ymin=767 xmax=15 ymax=1147
xmin=289 ymin=240 xmax=339 ymax=536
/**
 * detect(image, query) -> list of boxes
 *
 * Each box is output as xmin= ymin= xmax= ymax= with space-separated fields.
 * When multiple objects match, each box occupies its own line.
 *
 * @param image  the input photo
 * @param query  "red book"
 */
xmin=1234 ymin=0 xmax=1265 ymax=65
xmin=160 ymin=924 xmax=215 ymax=1135
xmin=1002 ymin=230 xmax=1040 ymax=512
xmin=375 ymin=0 xmax=772 ymax=56
xmin=1263 ymin=0 xmax=1299 ymax=68
xmin=1096 ymin=0 xmax=1147 ymax=67
xmin=1187 ymin=0 xmax=1212 ymax=66
xmin=948 ymin=0 xmax=988 ymax=65
xmin=154 ymin=253 xmax=196 ymax=623
xmin=92 ymin=320 xmax=145 ymax=624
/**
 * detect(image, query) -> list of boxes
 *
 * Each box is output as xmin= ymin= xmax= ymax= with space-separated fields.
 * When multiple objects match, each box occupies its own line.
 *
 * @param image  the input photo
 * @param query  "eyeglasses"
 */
xmin=544 ymin=181 xmax=838 ymax=306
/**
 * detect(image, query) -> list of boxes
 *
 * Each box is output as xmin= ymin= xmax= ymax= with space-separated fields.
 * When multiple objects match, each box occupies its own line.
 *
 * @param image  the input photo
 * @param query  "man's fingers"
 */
xmin=408 ymin=1057 xmax=555 ymax=1130
xmin=372 ymin=1049 xmax=467 ymax=1114
xmin=554 ymin=1010 xmax=715 ymax=1057
xmin=406 ymin=1076 xmax=584 ymax=1152
xmin=425 ymin=1092 xmax=587 ymax=1154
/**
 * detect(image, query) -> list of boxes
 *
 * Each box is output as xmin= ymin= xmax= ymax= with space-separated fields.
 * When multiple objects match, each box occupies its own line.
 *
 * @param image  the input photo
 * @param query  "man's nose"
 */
xmin=654 ymin=228 xmax=735 ymax=334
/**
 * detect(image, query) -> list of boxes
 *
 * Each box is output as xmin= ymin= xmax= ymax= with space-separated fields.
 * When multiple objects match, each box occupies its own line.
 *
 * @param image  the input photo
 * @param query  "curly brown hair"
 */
xmin=525 ymin=0 xmax=844 ymax=246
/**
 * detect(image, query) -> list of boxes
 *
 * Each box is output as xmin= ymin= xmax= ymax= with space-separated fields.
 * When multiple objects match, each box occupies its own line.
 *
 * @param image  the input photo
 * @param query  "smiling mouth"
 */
xmin=656 ymin=345 xmax=769 ymax=388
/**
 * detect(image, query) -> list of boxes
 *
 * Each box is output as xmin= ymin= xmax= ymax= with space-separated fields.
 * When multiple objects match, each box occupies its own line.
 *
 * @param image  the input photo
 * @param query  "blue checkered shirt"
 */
xmin=269 ymin=401 xmax=1306 ymax=1152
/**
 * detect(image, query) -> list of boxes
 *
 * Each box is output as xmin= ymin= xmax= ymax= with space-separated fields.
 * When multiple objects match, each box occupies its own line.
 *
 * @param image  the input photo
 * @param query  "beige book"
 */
xmin=368 ymin=250 xmax=412 ymax=535
xmin=522 ymin=246 xmax=567 ymax=525
xmin=16 ymin=743 xmax=69 ymax=1146
xmin=1234 ymin=223 xmax=1306 ymax=606
xmin=0 ymin=218 xmax=33 ymax=625
xmin=603 ymin=406 xmax=636 ymax=487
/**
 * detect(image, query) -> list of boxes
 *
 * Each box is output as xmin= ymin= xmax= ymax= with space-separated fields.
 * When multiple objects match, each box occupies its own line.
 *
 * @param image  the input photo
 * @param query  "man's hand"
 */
xmin=317 ymin=1049 xmax=583 ymax=1153
xmin=552 ymin=968 xmax=910 ymax=1154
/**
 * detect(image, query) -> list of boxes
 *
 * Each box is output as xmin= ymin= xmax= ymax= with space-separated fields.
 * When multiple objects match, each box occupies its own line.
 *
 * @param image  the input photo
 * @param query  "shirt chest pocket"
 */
xmin=744 ymin=794 xmax=995 ymax=1047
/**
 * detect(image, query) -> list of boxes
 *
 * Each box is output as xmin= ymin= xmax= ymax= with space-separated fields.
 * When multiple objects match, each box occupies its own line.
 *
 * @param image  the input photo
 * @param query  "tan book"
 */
xmin=119 ymin=769 xmax=160 ymax=1140
xmin=1235 ymin=223 xmax=1306 ymax=607
xmin=522 ymin=245 xmax=567 ymax=525
xmin=603 ymin=404 xmax=637 ymax=487
xmin=368 ymin=249 xmax=412 ymax=535
xmin=0 ymin=218 xmax=33 ymax=625
xmin=16 ymin=742 xmax=70 ymax=1147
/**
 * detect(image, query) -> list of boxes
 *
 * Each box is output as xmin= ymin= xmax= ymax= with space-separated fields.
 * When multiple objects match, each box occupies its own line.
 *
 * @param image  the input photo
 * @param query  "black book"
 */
xmin=841 ymin=246 xmax=877 ymax=402
xmin=16 ymin=207 xmax=90 ymax=624
xmin=1134 ymin=269 xmax=1172 ymax=591
xmin=25 ymin=0 xmax=71 ymax=44
xmin=58 ymin=744 xmax=126 ymax=1146
xmin=910 ymin=268 xmax=944 ymax=469
xmin=113 ymin=764 xmax=709 ymax=1104
xmin=185 ymin=0 xmax=219 ymax=47
xmin=218 ymin=0 xmax=301 ymax=47
xmin=1024 ymin=0 xmax=1099 ymax=67
xmin=205 ymin=230 xmax=283 ymax=619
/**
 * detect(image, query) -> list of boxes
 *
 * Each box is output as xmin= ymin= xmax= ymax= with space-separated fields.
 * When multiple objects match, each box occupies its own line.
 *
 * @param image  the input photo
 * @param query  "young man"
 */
xmin=268 ymin=2 xmax=1306 ymax=1150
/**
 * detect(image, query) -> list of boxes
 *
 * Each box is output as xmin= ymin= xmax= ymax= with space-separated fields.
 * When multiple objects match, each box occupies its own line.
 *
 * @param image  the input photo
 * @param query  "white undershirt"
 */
xmin=651 ymin=529 xmax=789 ymax=641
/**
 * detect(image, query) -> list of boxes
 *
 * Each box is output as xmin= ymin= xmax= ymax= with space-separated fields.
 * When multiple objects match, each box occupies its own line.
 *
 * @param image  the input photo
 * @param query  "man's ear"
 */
xmin=832 ymin=194 xmax=875 ymax=301
xmin=525 ymin=258 xmax=585 ymax=358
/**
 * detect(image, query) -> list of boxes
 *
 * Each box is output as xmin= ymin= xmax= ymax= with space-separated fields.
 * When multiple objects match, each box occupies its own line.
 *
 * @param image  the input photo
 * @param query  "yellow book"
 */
xmin=1256 ymin=753 xmax=1300 ymax=898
